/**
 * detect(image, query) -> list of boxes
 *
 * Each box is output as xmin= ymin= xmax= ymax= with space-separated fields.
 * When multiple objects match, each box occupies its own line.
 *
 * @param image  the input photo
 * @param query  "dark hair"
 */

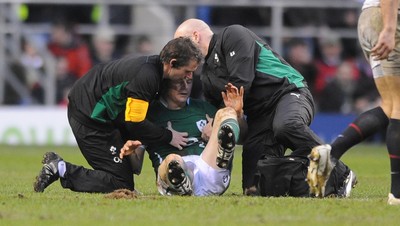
xmin=159 ymin=37 xmax=202 ymax=68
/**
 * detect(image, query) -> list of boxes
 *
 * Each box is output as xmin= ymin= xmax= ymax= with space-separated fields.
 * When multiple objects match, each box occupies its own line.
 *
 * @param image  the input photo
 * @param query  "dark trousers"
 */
xmin=60 ymin=116 xmax=134 ymax=193
xmin=242 ymin=88 xmax=349 ymax=190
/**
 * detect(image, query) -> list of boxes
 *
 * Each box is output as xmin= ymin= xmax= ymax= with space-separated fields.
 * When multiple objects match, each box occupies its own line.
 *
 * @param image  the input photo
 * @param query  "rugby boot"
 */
xmin=307 ymin=144 xmax=333 ymax=198
xmin=167 ymin=160 xmax=193 ymax=196
xmin=337 ymin=170 xmax=358 ymax=198
xmin=216 ymin=124 xmax=236 ymax=169
xmin=33 ymin=152 xmax=63 ymax=192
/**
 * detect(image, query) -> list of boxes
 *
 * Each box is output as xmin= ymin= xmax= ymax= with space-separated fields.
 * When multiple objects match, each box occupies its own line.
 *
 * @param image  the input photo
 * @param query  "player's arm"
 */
xmin=125 ymin=67 xmax=188 ymax=149
xmin=125 ymin=98 xmax=188 ymax=150
xmin=125 ymin=97 xmax=174 ymax=144
xmin=119 ymin=140 xmax=145 ymax=175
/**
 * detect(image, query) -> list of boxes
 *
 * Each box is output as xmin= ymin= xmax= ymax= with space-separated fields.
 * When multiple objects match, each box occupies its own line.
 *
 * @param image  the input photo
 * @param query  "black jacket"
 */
xmin=68 ymin=55 xmax=172 ymax=144
xmin=201 ymin=25 xmax=307 ymax=116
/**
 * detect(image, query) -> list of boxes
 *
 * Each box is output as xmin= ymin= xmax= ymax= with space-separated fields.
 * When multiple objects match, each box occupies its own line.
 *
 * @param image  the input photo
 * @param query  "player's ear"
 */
xmin=170 ymin=59 xmax=177 ymax=68
xmin=193 ymin=31 xmax=200 ymax=43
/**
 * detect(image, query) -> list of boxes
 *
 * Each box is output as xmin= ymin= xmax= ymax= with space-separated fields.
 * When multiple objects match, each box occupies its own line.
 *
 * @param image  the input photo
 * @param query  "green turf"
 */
xmin=0 ymin=144 xmax=399 ymax=226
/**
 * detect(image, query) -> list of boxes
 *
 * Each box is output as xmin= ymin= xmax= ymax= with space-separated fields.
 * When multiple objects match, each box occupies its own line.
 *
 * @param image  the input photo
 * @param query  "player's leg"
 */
xmin=358 ymin=6 xmax=400 ymax=204
xmin=380 ymin=75 xmax=400 ymax=205
xmin=34 ymin=117 xmax=135 ymax=193
xmin=307 ymin=7 xmax=388 ymax=198
xmin=273 ymin=88 xmax=323 ymax=156
xmin=157 ymin=154 xmax=193 ymax=196
xmin=272 ymin=88 xmax=355 ymax=197
xmin=200 ymin=107 xmax=240 ymax=169
xmin=272 ymin=89 xmax=330 ymax=197
xmin=311 ymin=105 xmax=387 ymax=198
xmin=330 ymin=107 xmax=388 ymax=162
xmin=242 ymin=110 xmax=285 ymax=195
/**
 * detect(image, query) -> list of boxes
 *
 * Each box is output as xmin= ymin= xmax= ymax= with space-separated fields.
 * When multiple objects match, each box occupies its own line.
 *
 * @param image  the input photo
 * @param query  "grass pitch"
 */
xmin=0 ymin=144 xmax=399 ymax=226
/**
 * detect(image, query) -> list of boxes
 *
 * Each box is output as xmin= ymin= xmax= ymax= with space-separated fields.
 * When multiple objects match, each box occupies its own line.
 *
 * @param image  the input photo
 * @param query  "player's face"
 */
xmin=167 ymin=78 xmax=193 ymax=107
xmin=167 ymin=59 xmax=198 ymax=81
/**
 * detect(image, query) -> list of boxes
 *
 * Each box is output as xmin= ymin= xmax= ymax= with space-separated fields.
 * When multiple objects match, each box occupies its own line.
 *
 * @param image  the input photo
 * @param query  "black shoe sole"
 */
xmin=167 ymin=160 xmax=185 ymax=186
xmin=216 ymin=124 xmax=235 ymax=169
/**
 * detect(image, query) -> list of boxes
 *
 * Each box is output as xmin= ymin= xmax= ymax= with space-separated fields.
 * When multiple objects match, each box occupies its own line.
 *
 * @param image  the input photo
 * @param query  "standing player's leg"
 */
xmin=307 ymin=106 xmax=388 ymax=197
xmin=379 ymin=75 xmax=400 ymax=205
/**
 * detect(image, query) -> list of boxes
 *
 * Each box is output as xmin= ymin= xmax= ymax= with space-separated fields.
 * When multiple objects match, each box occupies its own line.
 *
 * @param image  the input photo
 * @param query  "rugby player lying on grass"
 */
xmin=120 ymin=83 xmax=246 ymax=196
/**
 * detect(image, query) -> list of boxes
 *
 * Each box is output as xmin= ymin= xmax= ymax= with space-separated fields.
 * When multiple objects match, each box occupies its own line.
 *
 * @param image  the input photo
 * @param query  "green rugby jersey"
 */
xmin=146 ymin=98 xmax=217 ymax=173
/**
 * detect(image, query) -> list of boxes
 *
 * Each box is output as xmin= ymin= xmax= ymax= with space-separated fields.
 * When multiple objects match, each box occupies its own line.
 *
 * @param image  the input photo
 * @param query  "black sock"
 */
xmin=386 ymin=119 xmax=400 ymax=198
xmin=331 ymin=107 xmax=388 ymax=162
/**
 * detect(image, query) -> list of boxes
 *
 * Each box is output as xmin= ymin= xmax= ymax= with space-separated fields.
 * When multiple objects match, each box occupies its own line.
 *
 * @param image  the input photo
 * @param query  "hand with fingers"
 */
xmin=167 ymin=121 xmax=188 ymax=150
xmin=371 ymin=28 xmax=396 ymax=60
xmin=201 ymin=114 xmax=213 ymax=142
xmin=119 ymin=140 xmax=143 ymax=159
xmin=222 ymin=83 xmax=245 ymax=118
